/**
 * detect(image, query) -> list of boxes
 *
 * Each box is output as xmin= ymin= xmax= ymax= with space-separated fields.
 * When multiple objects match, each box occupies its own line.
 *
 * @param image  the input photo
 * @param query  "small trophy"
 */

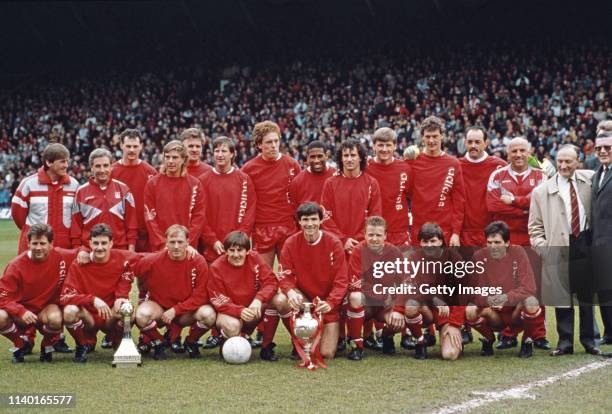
xmin=112 ymin=302 xmax=142 ymax=368
xmin=293 ymin=302 xmax=320 ymax=370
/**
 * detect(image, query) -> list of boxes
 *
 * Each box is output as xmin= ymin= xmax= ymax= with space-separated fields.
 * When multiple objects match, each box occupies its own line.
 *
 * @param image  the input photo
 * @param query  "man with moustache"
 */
xmin=459 ymin=126 xmax=506 ymax=247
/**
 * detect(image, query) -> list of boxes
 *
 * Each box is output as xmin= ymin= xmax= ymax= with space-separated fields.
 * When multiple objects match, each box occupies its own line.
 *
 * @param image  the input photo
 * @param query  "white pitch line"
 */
xmin=431 ymin=359 xmax=612 ymax=414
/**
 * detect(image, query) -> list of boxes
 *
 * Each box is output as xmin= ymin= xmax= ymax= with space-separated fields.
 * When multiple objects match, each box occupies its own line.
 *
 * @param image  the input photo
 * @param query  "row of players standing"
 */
xmin=5 ymin=116 xmax=612 ymax=362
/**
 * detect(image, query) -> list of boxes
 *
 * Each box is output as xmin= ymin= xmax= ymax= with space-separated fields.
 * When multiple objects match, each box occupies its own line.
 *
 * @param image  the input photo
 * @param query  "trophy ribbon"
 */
xmin=290 ymin=297 xmax=327 ymax=371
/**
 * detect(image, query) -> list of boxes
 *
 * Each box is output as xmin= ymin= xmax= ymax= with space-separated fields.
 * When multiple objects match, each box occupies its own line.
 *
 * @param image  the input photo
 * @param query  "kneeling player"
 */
xmin=268 ymin=202 xmax=348 ymax=361
xmin=0 ymin=224 xmax=79 ymax=363
xmin=345 ymin=216 xmax=407 ymax=360
xmin=465 ymin=221 xmax=541 ymax=358
xmin=208 ymin=231 xmax=277 ymax=351
xmin=134 ymin=225 xmax=214 ymax=359
xmin=61 ymin=224 xmax=136 ymax=363
xmin=404 ymin=223 xmax=465 ymax=360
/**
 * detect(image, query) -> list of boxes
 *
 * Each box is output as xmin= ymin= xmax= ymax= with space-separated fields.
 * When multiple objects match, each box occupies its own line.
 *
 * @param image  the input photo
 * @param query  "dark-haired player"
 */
xmin=265 ymin=202 xmax=348 ymax=361
xmin=60 ymin=224 xmax=136 ymax=363
xmin=208 ymin=231 xmax=277 ymax=352
xmin=0 ymin=224 xmax=80 ymax=363
xmin=465 ymin=221 xmax=542 ymax=358
xmin=289 ymin=140 xmax=336 ymax=207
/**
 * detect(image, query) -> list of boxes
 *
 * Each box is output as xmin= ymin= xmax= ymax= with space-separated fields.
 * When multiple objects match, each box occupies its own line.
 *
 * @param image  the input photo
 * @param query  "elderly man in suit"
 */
xmin=529 ymin=144 xmax=602 ymax=356
xmin=592 ymin=131 xmax=612 ymax=345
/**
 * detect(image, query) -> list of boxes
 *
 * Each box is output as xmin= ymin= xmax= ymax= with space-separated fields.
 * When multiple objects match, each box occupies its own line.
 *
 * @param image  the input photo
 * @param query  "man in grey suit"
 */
xmin=529 ymin=145 xmax=602 ymax=355
xmin=592 ymin=131 xmax=612 ymax=345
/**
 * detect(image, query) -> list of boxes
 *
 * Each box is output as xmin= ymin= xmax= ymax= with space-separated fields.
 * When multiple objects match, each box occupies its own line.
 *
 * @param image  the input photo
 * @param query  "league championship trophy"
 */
xmin=112 ymin=302 xmax=142 ymax=368
xmin=293 ymin=302 xmax=326 ymax=370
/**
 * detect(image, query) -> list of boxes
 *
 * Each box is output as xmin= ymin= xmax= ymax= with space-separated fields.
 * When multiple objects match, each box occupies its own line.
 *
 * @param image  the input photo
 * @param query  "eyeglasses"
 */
xmin=595 ymin=145 xmax=611 ymax=153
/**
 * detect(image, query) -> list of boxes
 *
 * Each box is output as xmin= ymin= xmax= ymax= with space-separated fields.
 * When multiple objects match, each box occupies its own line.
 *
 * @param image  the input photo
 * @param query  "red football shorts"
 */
xmin=433 ymin=306 xmax=465 ymax=329
xmin=252 ymin=223 xmax=296 ymax=253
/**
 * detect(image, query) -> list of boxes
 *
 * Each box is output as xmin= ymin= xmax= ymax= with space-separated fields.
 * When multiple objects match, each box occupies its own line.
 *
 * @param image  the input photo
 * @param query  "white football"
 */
xmin=222 ymin=336 xmax=252 ymax=364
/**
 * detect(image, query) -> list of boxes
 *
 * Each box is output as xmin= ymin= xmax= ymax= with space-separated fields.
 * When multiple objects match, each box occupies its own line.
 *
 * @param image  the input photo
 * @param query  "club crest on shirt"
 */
xmin=529 ymin=179 xmax=535 ymax=186
xmin=115 ymin=192 xmax=121 ymax=199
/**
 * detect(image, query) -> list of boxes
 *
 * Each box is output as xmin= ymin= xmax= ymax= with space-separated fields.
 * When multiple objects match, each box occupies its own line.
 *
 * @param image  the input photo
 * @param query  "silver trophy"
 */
xmin=112 ymin=302 xmax=142 ymax=368
xmin=293 ymin=302 xmax=319 ymax=369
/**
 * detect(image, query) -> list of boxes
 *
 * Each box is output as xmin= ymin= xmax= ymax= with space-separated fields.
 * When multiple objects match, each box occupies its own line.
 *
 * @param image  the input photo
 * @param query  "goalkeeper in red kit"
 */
xmin=0 ymin=224 xmax=81 ymax=363
xmin=208 ymin=231 xmax=277 ymax=351
xmin=264 ymin=202 xmax=348 ymax=361
xmin=134 ymin=225 xmax=215 ymax=360
xmin=60 ymin=224 xmax=137 ymax=363
xmin=465 ymin=221 xmax=542 ymax=358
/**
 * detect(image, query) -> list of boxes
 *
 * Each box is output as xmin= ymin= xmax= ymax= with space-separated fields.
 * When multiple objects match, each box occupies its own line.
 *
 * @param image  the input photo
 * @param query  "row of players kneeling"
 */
xmin=3 ymin=205 xmax=546 ymax=365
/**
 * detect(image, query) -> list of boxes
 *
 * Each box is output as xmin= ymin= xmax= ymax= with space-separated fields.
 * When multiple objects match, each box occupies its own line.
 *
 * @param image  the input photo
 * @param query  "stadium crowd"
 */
xmin=1 ymin=42 xmax=610 ymax=200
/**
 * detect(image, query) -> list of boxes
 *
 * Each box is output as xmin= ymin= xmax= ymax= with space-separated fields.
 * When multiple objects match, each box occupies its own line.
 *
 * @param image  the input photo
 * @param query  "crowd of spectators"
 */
xmin=0 ymin=40 xmax=610 ymax=205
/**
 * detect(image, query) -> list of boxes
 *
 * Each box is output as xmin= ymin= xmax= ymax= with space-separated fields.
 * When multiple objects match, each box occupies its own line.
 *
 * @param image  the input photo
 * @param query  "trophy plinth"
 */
xmin=112 ymin=302 xmax=142 ymax=368
xmin=293 ymin=302 xmax=319 ymax=369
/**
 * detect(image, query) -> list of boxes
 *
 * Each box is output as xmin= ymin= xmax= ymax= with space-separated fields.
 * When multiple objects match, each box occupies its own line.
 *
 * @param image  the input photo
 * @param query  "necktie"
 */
xmin=601 ymin=166 xmax=609 ymax=187
xmin=569 ymin=180 xmax=580 ymax=237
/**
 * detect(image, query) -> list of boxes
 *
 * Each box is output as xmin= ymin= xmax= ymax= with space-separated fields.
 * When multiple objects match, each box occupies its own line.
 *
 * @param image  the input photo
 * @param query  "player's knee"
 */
xmin=348 ymin=292 xmax=364 ymax=308
xmin=404 ymin=305 xmax=420 ymax=318
xmin=196 ymin=305 xmax=216 ymax=326
xmin=0 ymin=309 xmax=11 ymax=328
xmin=271 ymin=293 xmax=289 ymax=312
xmin=63 ymin=305 xmax=80 ymax=323
xmin=523 ymin=296 xmax=539 ymax=313
xmin=135 ymin=307 xmax=154 ymax=327
xmin=47 ymin=311 xmax=63 ymax=330
xmin=441 ymin=347 xmax=461 ymax=361
xmin=222 ymin=318 xmax=242 ymax=337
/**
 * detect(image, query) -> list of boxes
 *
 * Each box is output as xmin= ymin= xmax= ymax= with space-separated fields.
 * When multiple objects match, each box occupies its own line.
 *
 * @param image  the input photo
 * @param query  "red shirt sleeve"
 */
xmin=113 ymin=253 xmax=136 ymax=301
xmin=124 ymin=189 xmax=138 ymax=247
xmin=60 ymin=263 xmax=96 ymax=307
xmin=10 ymin=180 xmax=30 ymax=230
xmin=238 ymin=174 xmax=257 ymax=236
xmin=325 ymin=239 xmax=349 ymax=309
xmin=208 ymin=262 xmax=245 ymax=319
xmin=278 ymin=241 xmax=298 ymax=294
xmin=486 ymin=171 xmax=525 ymax=217
xmin=173 ymin=257 xmax=209 ymax=316
xmin=144 ymin=179 xmax=165 ymax=251
xmin=0 ymin=263 xmax=28 ymax=317
xmin=451 ymin=164 xmax=466 ymax=235
xmin=506 ymin=248 xmax=536 ymax=306
xmin=368 ymin=177 xmax=383 ymax=217
xmin=321 ymin=179 xmax=347 ymax=242
xmin=70 ymin=189 xmax=84 ymax=248
xmin=188 ymin=180 xmax=206 ymax=247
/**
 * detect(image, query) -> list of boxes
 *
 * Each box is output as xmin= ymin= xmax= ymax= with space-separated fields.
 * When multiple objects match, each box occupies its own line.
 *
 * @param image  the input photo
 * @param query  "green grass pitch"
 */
xmin=0 ymin=220 xmax=610 ymax=413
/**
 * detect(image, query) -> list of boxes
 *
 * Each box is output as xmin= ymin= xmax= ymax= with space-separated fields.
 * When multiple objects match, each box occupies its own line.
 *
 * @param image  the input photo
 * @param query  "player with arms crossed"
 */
xmin=267 ymin=202 xmax=348 ymax=361
xmin=465 ymin=221 xmax=542 ymax=358
xmin=208 ymin=231 xmax=277 ymax=354
xmin=0 ymin=224 xmax=80 ymax=363
xmin=60 ymin=224 xmax=136 ymax=363
xmin=133 ymin=224 xmax=215 ymax=360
